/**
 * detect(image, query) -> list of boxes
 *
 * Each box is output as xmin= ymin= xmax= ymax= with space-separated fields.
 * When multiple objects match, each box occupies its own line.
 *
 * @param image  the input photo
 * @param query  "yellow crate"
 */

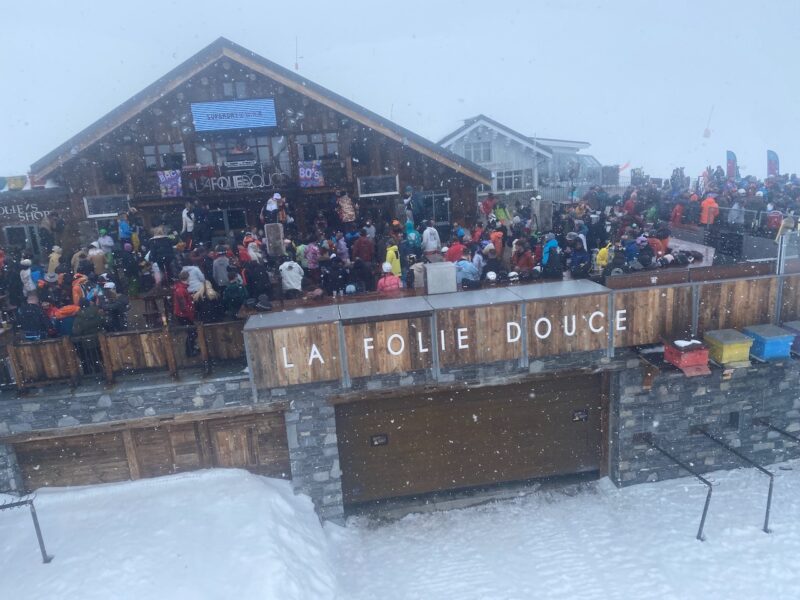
xmin=704 ymin=329 xmax=753 ymax=364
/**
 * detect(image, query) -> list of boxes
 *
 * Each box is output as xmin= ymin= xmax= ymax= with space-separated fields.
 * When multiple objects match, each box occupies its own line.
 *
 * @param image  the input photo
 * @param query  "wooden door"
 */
xmin=15 ymin=431 xmax=131 ymax=490
xmin=336 ymin=375 xmax=604 ymax=504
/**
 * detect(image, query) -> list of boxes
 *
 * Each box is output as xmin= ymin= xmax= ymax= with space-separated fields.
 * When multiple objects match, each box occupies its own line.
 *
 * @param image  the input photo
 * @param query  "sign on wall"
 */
xmin=190 ymin=99 xmax=277 ymax=132
xmin=298 ymin=160 xmax=325 ymax=188
xmin=246 ymin=301 xmax=631 ymax=390
xmin=157 ymin=170 xmax=183 ymax=198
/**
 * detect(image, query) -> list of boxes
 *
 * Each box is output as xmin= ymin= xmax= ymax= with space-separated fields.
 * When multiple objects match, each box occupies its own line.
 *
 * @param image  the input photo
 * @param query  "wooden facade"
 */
xmin=10 ymin=407 xmax=290 ymax=492
xmin=244 ymin=274 xmax=794 ymax=390
xmin=28 ymin=39 xmax=489 ymax=250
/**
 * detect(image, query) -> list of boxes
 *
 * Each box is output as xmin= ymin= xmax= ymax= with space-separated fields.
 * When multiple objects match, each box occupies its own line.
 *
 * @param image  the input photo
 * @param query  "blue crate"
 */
xmin=742 ymin=324 xmax=794 ymax=361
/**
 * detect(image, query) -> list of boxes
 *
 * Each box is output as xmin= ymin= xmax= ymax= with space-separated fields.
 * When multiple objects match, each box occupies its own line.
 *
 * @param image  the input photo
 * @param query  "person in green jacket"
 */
xmin=222 ymin=272 xmax=248 ymax=319
xmin=72 ymin=299 xmax=104 ymax=372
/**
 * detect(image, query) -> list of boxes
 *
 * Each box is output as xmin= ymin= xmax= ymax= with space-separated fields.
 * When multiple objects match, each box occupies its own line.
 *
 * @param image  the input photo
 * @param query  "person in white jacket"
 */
xmin=180 ymin=264 xmax=206 ymax=294
xmin=279 ymin=258 xmax=304 ymax=299
xmin=19 ymin=259 xmax=36 ymax=294
xmin=181 ymin=201 xmax=195 ymax=247
xmin=422 ymin=221 xmax=442 ymax=263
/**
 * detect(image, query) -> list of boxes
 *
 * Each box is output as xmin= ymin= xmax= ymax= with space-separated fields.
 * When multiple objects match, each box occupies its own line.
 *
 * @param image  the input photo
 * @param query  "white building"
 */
xmin=439 ymin=115 xmax=603 ymax=200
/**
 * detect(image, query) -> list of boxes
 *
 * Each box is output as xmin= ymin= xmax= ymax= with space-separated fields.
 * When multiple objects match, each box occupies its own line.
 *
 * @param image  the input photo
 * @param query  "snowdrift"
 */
xmin=0 ymin=469 xmax=336 ymax=600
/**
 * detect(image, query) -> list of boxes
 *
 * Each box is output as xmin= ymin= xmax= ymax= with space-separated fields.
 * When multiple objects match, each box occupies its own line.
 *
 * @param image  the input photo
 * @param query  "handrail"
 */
xmin=697 ymin=427 xmax=773 ymax=533
xmin=0 ymin=493 xmax=53 ymax=563
xmin=755 ymin=418 xmax=800 ymax=444
xmin=643 ymin=435 xmax=713 ymax=541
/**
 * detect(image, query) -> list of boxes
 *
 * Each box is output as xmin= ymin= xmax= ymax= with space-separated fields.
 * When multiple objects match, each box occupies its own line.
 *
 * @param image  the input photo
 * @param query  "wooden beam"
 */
xmin=196 ymin=322 xmax=211 ymax=375
xmin=0 ymin=402 xmax=289 ymax=444
xmin=7 ymin=345 xmax=26 ymax=390
xmin=98 ymin=333 xmax=115 ymax=384
xmin=162 ymin=328 xmax=179 ymax=379
xmin=122 ymin=429 xmax=141 ymax=480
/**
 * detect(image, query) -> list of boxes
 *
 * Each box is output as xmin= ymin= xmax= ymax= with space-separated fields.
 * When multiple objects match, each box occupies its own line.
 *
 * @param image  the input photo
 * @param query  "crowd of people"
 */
xmin=1 ymin=168 xmax=799 ymax=357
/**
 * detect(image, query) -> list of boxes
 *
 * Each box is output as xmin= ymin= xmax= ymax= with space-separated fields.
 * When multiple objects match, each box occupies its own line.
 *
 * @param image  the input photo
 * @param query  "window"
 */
xmin=464 ymin=141 xmax=491 ymax=163
xmin=222 ymin=80 xmax=248 ymax=99
xmin=193 ymin=135 xmax=291 ymax=173
xmin=496 ymin=169 xmax=535 ymax=191
xmin=296 ymin=133 xmax=339 ymax=161
xmin=143 ymin=142 xmax=185 ymax=170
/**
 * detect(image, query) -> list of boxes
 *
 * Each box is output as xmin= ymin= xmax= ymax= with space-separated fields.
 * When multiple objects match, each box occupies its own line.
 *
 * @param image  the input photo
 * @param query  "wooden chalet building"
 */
xmin=28 ymin=37 xmax=490 ymax=250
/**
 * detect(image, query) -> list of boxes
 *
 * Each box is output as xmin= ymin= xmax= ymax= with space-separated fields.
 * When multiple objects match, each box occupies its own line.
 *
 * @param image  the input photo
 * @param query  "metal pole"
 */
xmin=650 ymin=442 xmax=713 ymax=541
xmin=698 ymin=427 xmax=773 ymax=533
xmin=28 ymin=502 xmax=54 ymax=563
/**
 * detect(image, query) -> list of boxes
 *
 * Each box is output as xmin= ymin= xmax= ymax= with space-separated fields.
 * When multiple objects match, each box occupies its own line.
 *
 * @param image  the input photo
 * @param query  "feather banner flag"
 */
xmin=767 ymin=150 xmax=780 ymax=177
xmin=726 ymin=151 xmax=738 ymax=179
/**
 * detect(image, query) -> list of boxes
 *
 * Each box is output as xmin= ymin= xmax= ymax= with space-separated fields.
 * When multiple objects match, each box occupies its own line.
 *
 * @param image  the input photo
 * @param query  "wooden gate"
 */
xmin=12 ymin=409 xmax=291 ymax=491
xmin=336 ymin=375 xmax=605 ymax=505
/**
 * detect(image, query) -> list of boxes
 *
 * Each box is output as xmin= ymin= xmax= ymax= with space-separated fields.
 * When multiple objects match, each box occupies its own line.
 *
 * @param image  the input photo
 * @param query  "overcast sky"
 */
xmin=2 ymin=0 xmax=798 ymax=179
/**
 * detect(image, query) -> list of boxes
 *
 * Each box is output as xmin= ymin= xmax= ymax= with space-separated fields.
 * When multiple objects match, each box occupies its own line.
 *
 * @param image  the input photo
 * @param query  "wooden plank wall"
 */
xmin=247 ymin=322 xmax=340 ymax=389
xmin=781 ymin=275 xmax=800 ymax=322
xmin=343 ymin=317 xmax=432 ymax=379
xmin=614 ymin=286 xmax=693 ymax=347
xmin=527 ymin=294 xmax=609 ymax=357
xmin=13 ymin=411 xmax=291 ymax=491
xmin=15 ymin=431 xmax=131 ymax=490
xmin=203 ymin=321 xmax=246 ymax=361
xmin=436 ymin=304 xmax=523 ymax=367
xmin=697 ymin=277 xmax=778 ymax=335
xmin=102 ymin=330 xmax=170 ymax=373
xmin=8 ymin=337 xmax=81 ymax=388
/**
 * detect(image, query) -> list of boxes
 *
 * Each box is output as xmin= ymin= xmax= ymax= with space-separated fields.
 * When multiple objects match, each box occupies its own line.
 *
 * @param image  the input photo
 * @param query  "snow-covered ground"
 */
xmin=4 ymin=463 xmax=800 ymax=599
xmin=0 ymin=470 xmax=337 ymax=600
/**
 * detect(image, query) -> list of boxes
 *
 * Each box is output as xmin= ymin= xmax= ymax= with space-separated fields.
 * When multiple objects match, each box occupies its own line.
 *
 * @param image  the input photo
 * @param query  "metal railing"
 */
xmin=696 ymin=427 xmax=773 ymax=534
xmin=0 ymin=493 xmax=53 ymax=563
xmin=640 ymin=433 xmax=713 ymax=541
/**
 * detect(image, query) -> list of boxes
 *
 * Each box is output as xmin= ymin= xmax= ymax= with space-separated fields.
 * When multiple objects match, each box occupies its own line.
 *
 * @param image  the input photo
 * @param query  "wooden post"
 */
xmin=196 ymin=322 xmax=211 ymax=375
xmin=162 ymin=326 xmax=179 ymax=379
xmin=122 ymin=429 xmax=141 ymax=480
xmin=61 ymin=336 xmax=81 ymax=387
xmin=7 ymin=345 xmax=26 ymax=391
xmin=196 ymin=420 xmax=214 ymax=468
xmin=97 ymin=333 xmax=115 ymax=384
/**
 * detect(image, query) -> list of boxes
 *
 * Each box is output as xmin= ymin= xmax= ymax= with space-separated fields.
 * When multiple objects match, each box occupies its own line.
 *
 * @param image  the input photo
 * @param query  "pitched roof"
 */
xmin=31 ymin=38 xmax=491 ymax=185
xmin=438 ymin=114 xmax=589 ymax=154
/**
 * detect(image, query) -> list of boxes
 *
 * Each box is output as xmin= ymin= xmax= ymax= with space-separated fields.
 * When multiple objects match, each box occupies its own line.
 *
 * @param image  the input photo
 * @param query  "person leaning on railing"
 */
xmin=16 ymin=292 xmax=51 ymax=341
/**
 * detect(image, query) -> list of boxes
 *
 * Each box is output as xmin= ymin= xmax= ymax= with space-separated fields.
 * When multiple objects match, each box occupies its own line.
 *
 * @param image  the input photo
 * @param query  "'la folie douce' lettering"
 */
xmin=278 ymin=310 xmax=627 ymax=369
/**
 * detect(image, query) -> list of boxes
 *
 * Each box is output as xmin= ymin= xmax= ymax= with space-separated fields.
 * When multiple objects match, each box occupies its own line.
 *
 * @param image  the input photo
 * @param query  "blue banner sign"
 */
xmin=190 ymin=98 xmax=277 ymax=132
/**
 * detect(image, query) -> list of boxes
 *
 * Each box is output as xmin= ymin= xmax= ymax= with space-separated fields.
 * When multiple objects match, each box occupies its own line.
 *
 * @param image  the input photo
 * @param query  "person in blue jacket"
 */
xmin=541 ymin=233 xmax=563 ymax=279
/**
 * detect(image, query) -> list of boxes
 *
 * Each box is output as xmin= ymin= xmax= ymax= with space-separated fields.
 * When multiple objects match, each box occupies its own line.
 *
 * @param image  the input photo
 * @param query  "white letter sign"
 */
xmin=308 ymin=343 xmax=325 ymax=365
xmin=457 ymin=328 xmax=470 ymax=350
xmin=506 ymin=321 xmax=521 ymax=343
xmin=281 ymin=347 xmax=295 ymax=369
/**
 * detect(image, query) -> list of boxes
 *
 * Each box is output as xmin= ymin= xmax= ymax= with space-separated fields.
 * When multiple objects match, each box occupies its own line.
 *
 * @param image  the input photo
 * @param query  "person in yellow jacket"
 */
xmin=385 ymin=242 xmax=401 ymax=276
xmin=595 ymin=241 xmax=613 ymax=269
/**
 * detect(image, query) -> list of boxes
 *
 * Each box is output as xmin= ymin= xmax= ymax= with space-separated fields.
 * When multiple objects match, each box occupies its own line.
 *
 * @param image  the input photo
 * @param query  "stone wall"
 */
xmin=0 ymin=368 xmax=258 ymax=495
xmin=0 ymin=443 xmax=22 ymax=493
xmin=0 ymin=370 xmax=255 ymax=437
xmin=612 ymin=360 xmax=800 ymax=486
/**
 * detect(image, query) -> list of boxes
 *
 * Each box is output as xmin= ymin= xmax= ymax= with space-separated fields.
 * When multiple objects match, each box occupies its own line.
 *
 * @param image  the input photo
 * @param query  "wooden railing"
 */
xmin=7 ymin=270 xmax=800 ymax=392
xmin=5 ymin=320 xmax=246 ymax=391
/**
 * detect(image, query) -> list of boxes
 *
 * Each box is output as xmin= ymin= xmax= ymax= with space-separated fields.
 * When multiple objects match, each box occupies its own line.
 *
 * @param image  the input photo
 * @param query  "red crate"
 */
xmin=664 ymin=342 xmax=709 ymax=369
